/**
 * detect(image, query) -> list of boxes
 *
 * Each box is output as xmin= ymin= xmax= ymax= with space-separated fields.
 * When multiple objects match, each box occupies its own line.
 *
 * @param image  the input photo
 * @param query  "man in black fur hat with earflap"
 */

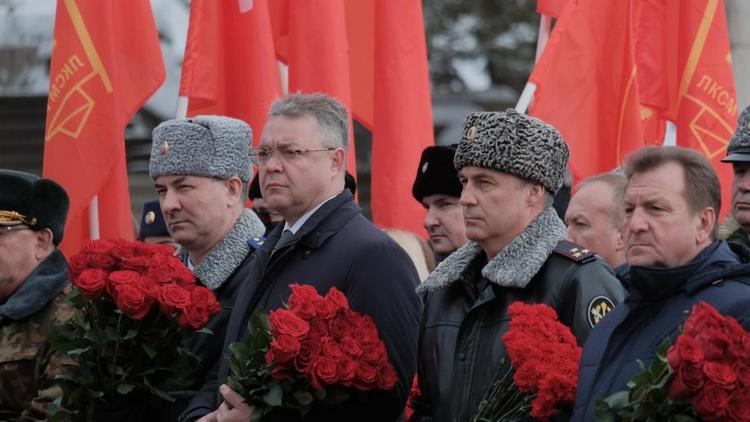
xmin=0 ymin=169 xmax=72 ymax=420
xmin=410 ymin=110 xmax=624 ymax=422
xmin=412 ymin=145 xmax=468 ymax=262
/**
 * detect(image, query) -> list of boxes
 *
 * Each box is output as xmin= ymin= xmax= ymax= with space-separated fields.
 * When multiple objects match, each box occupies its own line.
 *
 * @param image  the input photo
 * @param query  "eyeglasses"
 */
xmin=249 ymin=145 xmax=337 ymax=165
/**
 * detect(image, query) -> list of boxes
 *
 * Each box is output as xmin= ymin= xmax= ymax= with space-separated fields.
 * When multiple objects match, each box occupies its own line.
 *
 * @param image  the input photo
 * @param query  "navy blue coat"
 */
xmin=572 ymin=241 xmax=750 ymax=421
xmin=183 ymin=191 xmax=423 ymax=421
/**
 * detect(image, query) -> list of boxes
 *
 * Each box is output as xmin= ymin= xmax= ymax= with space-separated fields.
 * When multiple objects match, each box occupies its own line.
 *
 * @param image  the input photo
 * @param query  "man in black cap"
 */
xmin=412 ymin=145 xmax=468 ymax=261
xmin=0 ymin=170 xmax=72 ymax=420
xmin=137 ymin=200 xmax=178 ymax=250
xmin=721 ymin=105 xmax=750 ymax=248
xmin=411 ymin=110 xmax=623 ymax=422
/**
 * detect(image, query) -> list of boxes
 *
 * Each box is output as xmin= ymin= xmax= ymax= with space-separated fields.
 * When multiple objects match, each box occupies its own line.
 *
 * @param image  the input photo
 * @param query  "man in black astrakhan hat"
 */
xmin=412 ymin=145 xmax=468 ymax=263
xmin=410 ymin=110 xmax=624 ymax=422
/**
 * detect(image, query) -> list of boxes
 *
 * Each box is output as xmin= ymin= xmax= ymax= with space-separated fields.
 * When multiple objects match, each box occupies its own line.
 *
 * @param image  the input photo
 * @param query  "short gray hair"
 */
xmin=575 ymin=172 xmax=627 ymax=228
xmin=268 ymin=92 xmax=349 ymax=150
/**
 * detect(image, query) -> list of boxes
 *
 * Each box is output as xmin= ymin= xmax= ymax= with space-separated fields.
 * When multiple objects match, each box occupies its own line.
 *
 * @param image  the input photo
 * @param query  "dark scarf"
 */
xmin=0 ymin=249 xmax=69 ymax=320
xmin=624 ymin=242 xmax=740 ymax=304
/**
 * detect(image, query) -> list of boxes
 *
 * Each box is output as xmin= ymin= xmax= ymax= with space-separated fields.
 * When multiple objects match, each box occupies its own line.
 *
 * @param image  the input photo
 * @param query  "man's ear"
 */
xmin=526 ymin=183 xmax=545 ymax=206
xmin=225 ymin=177 xmax=245 ymax=207
xmin=34 ymin=228 xmax=54 ymax=260
xmin=330 ymin=148 xmax=345 ymax=175
xmin=696 ymin=207 xmax=716 ymax=244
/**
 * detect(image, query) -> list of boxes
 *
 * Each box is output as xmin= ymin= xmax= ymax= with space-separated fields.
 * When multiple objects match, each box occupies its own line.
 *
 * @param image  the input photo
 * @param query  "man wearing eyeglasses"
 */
xmin=183 ymin=93 xmax=422 ymax=422
xmin=149 ymin=115 xmax=266 ymax=418
xmin=0 ymin=170 xmax=72 ymax=420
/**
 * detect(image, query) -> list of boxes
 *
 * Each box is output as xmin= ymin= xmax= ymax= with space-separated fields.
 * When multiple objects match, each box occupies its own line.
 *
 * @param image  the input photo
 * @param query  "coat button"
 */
xmin=458 ymin=352 xmax=466 ymax=361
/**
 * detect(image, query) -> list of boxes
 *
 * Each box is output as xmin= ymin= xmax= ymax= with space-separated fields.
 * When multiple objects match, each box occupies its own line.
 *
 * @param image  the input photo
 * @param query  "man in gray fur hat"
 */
xmin=721 ymin=105 xmax=750 ymax=248
xmin=410 ymin=109 xmax=624 ymax=422
xmin=150 ymin=115 xmax=266 ymax=415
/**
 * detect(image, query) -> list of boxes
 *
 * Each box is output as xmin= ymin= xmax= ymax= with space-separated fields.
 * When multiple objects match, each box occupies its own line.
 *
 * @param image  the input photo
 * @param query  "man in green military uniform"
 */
xmin=721 ymin=105 xmax=750 ymax=248
xmin=0 ymin=170 xmax=72 ymax=421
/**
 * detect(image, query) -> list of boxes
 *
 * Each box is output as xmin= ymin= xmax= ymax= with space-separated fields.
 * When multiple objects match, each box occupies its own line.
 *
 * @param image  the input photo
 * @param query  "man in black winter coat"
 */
xmin=411 ymin=110 xmax=623 ymax=422
xmin=572 ymin=146 xmax=750 ymax=420
xmin=183 ymin=93 xmax=422 ymax=422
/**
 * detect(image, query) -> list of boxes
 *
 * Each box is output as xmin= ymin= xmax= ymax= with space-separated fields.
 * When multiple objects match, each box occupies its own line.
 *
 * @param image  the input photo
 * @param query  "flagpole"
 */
xmin=516 ymin=13 xmax=551 ymax=114
xmin=176 ymin=96 xmax=189 ymax=119
xmin=89 ymin=197 xmax=100 ymax=239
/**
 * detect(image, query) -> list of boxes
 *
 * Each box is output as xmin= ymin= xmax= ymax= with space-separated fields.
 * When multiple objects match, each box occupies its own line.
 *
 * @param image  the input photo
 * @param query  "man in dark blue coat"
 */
xmin=572 ymin=146 xmax=750 ymax=420
xmin=183 ymin=93 xmax=422 ymax=422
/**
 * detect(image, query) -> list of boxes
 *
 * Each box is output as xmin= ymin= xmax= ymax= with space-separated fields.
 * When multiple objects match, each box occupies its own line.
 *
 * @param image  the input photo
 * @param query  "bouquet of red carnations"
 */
xmin=471 ymin=302 xmax=582 ymax=422
xmin=596 ymin=301 xmax=750 ymax=422
xmin=48 ymin=239 xmax=221 ymax=421
xmin=226 ymin=283 xmax=399 ymax=421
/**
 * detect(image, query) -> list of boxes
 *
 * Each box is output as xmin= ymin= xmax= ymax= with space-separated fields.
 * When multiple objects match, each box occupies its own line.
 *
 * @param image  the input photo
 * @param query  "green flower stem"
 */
xmin=113 ymin=313 xmax=123 ymax=381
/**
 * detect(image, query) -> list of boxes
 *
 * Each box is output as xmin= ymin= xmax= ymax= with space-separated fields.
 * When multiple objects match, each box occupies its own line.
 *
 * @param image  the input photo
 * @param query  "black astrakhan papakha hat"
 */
xmin=0 ymin=170 xmax=70 ymax=245
xmin=412 ymin=145 xmax=462 ymax=202
xmin=454 ymin=109 xmax=569 ymax=194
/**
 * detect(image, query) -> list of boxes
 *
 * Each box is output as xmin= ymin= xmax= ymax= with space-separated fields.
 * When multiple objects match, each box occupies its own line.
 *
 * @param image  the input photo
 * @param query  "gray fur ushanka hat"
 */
xmin=149 ymin=115 xmax=253 ymax=182
xmin=722 ymin=105 xmax=750 ymax=163
xmin=453 ymin=109 xmax=569 ymax=194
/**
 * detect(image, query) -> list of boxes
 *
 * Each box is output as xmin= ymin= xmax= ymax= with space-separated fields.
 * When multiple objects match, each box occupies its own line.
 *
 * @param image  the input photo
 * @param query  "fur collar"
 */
xmin=179 ymin=209 xmax=265 ymax=290
xmin=0 ymin=249 xmax=69 ymax=320
xmin=418 ymin=207 xmax=566 ymax=294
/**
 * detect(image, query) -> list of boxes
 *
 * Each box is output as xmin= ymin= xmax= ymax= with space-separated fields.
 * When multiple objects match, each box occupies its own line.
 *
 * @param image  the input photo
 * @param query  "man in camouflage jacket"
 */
xmin=0 ymin=170 xmax=72 ymax=421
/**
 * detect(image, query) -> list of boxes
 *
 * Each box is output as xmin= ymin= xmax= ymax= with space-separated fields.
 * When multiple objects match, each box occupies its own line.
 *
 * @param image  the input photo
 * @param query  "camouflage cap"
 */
xmin=453 ymin=109 xmax=569 ymax=194
xmin=722 ymin=105 xmax=750 ymax=163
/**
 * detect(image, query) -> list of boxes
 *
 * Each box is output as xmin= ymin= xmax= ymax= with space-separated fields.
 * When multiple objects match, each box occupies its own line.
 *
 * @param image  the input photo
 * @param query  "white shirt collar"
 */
xmin=283 ymin=194 xmax=338 ymax=235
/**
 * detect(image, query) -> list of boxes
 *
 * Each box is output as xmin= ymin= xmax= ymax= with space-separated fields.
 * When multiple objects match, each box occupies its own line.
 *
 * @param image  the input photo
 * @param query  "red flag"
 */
xmin=669 ymin=0 xmax=737 ymax=215
xmin=267 ymin=1 xmax=433 ymax=234
xmin=43 ymin=0 xmax=165 ymax=255
xmin=368 ymin=1 xmax=434 ymax=235
xmin=530 ymin=0 xmax=648 ymax=183
xmin=180 ymin=0 xmax=280 ymax=144
xmin=530 ymin=0 xmax=737 ymax=215
xmin=270 ymin=0 xmax=357 ymax=176
xmin=537 ymin=0 xmax=569 ymax=18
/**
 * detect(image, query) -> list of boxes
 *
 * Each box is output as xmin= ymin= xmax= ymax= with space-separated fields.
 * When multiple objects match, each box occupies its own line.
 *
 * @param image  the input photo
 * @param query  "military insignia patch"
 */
xmin=247 ymin=236 xmax=266 ymax=251
xmin=588 ymin=296 xmax=615 ymax=327
xmin=467 ymin=125 xmax=477 ymax=142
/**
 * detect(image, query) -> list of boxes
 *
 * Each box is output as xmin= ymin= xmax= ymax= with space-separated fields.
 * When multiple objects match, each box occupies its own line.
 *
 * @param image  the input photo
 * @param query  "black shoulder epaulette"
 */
xmin=552 ymin=239 xmax=598 ymax=264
